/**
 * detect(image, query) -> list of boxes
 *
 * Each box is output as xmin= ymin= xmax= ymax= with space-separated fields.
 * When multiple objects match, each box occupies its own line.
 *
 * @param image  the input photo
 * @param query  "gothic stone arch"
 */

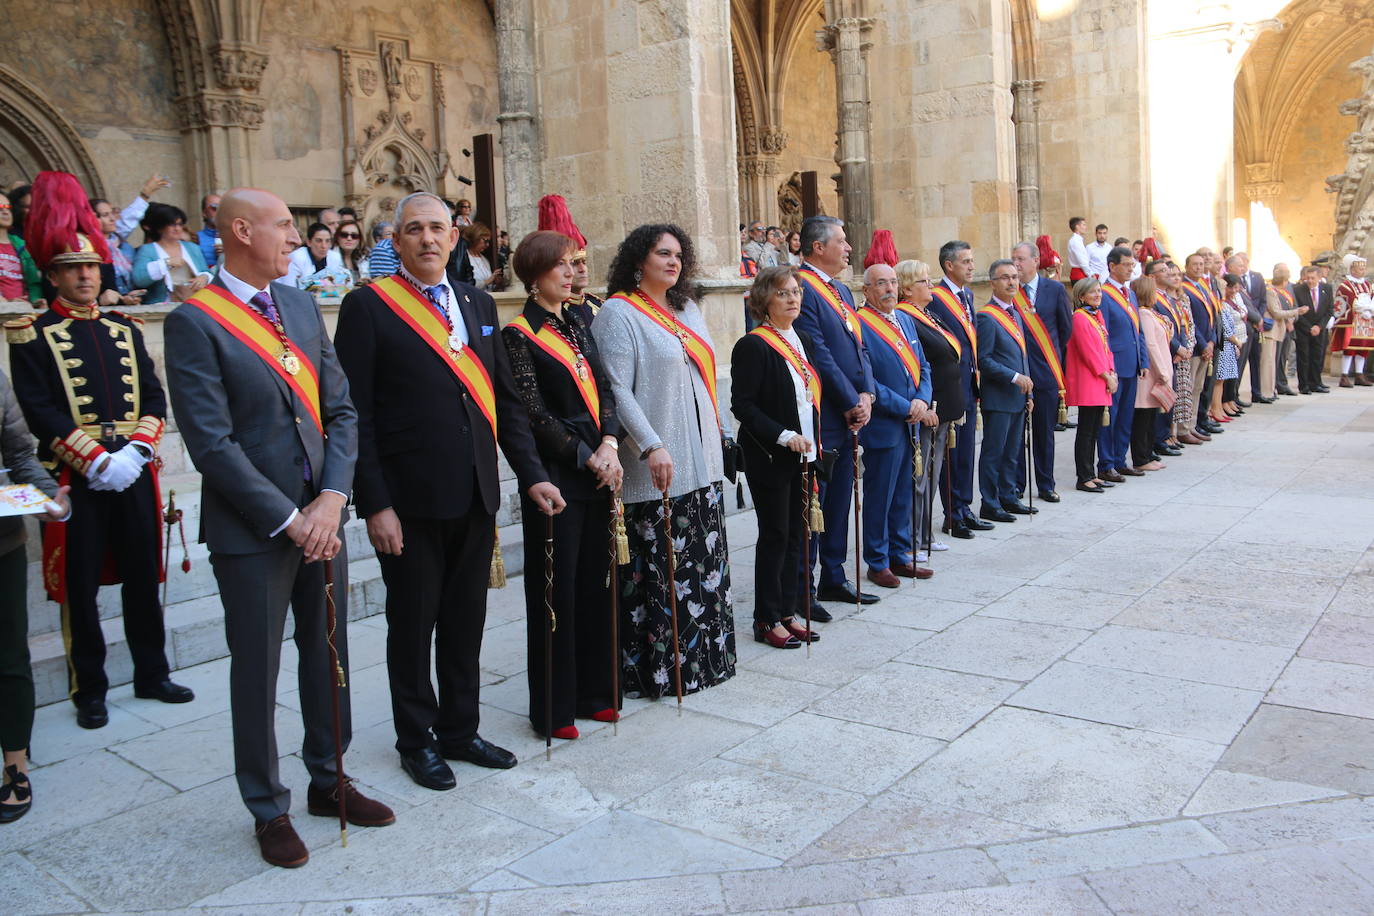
xmin=0 ymin=65 xmax=105 ymax=195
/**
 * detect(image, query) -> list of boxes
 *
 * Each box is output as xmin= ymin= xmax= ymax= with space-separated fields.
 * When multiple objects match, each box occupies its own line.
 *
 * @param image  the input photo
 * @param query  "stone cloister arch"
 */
xmin=0 ymin=65 xmax=105 ymax=196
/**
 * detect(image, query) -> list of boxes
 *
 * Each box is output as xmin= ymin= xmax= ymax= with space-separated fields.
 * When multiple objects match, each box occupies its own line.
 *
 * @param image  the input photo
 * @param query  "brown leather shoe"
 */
xmin=1178 ymin=432 xmax=1204 ymax=445
xmin=1358 ymin=375 xmax=1374 ymax=387
xmin=1118 ymin=467 xmax=1146 ymax=477
xmin=255 ymin=814 xmax=308 ymax=868
xmin=1100 ymin=469 xmax=1126 ymax=483
xmin=1340 ymin=375 xmax=1355 ymax=388
xmin=866 ymin=568 xmax=901 ymax=588
xmin=891 ymin=562 xmax=934 ymax=580
xmin=307 ymin=777 xmax=396 ymax=827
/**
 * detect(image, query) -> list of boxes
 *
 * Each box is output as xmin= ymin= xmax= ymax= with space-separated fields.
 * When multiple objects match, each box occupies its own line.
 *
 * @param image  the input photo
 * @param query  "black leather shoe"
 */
xmin=1037 ymin=490 xmax=1060 ymax=503
xmin=963 ymin=514 xmax=995 ymax=531
xmin=1004 ymin=501 xmax=1038 ymax=515
xmin=941 ymin=520 xmax=974 ymax=539
xmin=439 ymin=735 xmax=518 ymax=770
xmin=1054 ymin=422 xmax=1068 ymax=432
xmin=1064 ymin=420 xmax=1078 ymax=428
xmin=806 ymin=601 xmax=834 ymax=623
xmin=978 ymin=505 xmax=1015 ymax=523
xmin=399 ymin=747 xmax=456 ymax=790
xmin=1237 ymin=400 xmax=1251 ymax=408
xmin=1118 ymin=467 xmax=1146 ymax=477
xmin=75 ymin=698 xmax=108 ymax=730
xmin=1315 ymin=385 xmax=1331 ymax=393
xmin=1298 ymin=388 xmax=1312 ymax=395
xmin=134 ymin=680 xmax=195 ymax=704
xmin=816 ymin=582 xmax=881 ymax=605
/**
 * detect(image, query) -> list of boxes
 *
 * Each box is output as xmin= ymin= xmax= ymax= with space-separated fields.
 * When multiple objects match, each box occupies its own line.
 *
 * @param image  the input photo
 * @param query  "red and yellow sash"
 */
xmin=1081 ymin=307 xmax=1111 ymax=352
xmin=1102 ymin=283 xmax=1140 ymax=333
xmin=186 ymin=285 xmax=323 ymax=432
xmin=977 ymin=304 xmax=1028 ymax=355
xmin=856 ymin=307 xmax=922 ymax=385
xmin=1274 ymin=286 xmax=1295 ymax=308
xmin=898 ymin=301 xmax=961 ymax=357
xmin=1182 ymin=279 xmax=1220 ymax=322
xmin=799 ymin=268 xmax=862 ymax=343
xmin=507 ymin=314 xmax=600 ymax=428
xmin=750 ymin=325 xmax=821 ymax=406
xmin=930 ymin=285 xmax=977 ymax=345
xmin=370 ymin=275 xmax=497 ymax=434
xmin=1015 ymin=294 xmax=1066 ymax=391
xmin=611 ymin=290 xmax=720 ymax=424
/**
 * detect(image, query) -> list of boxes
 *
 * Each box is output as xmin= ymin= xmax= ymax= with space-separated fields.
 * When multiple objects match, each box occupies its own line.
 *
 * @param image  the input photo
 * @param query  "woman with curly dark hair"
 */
xmin=590 ymin=224 xmax=737 ymax=699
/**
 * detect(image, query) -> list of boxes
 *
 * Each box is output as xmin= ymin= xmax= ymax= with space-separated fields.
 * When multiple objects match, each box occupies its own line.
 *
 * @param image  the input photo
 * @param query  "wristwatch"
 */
xmin=602 ymin=437 xmax=619 ymax=450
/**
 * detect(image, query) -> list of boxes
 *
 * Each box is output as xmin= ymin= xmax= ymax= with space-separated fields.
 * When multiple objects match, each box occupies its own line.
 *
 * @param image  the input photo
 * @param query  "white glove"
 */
xmin=85 ymin=454 xmax=116 ymax=491
xmin=101 ymin=447 xmax=146 ymax=493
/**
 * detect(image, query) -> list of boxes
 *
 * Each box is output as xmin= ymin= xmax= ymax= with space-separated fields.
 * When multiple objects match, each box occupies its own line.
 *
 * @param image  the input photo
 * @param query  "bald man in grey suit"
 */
xmin=164 ymin=188 xmax=393 ymax=869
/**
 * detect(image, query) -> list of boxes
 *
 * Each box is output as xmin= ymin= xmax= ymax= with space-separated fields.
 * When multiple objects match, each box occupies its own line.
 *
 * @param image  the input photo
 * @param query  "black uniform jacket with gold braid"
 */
xmin=7 ymin=300 xmax=167 ymax=600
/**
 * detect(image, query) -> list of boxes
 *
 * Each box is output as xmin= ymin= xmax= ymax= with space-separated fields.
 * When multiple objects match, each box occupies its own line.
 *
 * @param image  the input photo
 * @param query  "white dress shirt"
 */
xmin=1086 ymin=241 xmax=1112 ymax=282
xmin=772 ymin=325 xmax=818 ymax=461
xmin=1067 ymin=233 xmax=1089 ymax=272
xmin=399 ymin=265 xmax=468 ymax=347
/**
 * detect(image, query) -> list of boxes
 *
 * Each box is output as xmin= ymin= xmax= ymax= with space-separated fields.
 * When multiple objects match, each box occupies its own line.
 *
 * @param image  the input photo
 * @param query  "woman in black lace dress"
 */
xmin=502 ymin=230 xmax=624 ymax=741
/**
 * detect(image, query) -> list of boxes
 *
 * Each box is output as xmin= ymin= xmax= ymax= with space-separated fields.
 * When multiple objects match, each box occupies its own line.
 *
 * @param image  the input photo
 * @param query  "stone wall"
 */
xmin=865 ymin=0 xmax=1018 ymax=271
xmin=778 ymin=36 xmax=840 ymax=221
xmin=1035 ymin=0 xmax=1150 ymax=251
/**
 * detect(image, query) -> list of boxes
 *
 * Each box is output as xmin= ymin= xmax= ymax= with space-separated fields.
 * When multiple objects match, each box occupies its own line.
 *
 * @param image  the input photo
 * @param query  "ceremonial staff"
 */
xmin=1024 ymin=405 xmax=1034 ymax=521
xmin=322 ymin=559 xmax=348 ymax=846
xmin=543 ymin=510 xmax=555 ymax=760
xmin=801 ymin=463 xmax=816 ymax=658
xmin=160 ymin=490 xmax=191 ymax=610
xmin=608 ymin=492 xmax=629 ymax=734
xmin=909 ymin=424 xmax=924 ymax=581
xmin=662 ymin=491 xmax=683 ymax=714
xmin=851 ymin=430 xmax=862 ymax=613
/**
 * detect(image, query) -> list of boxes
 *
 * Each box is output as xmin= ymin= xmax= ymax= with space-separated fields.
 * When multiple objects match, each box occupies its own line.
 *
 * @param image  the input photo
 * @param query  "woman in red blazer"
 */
xmin=1066 ymin=278 xmax=1117 ymax=493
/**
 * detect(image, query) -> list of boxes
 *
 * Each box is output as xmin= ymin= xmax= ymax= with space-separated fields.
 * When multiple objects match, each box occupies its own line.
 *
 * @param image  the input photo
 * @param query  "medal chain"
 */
xmin=763 ymin=321 xmax=814 ymax=396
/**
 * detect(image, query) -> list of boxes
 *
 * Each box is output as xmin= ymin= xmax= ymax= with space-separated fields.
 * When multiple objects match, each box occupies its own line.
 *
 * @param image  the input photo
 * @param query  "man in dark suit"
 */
xmin=1236 ymin=252 xmax=1269 ymax=403
xmin=793 ymin=215 xmax=878 ymax=609
xmin=165 ymin=188 xmax=393 ymax=869
xmin=334 ymin=192 xmax=563 ymax=792
xmin=1097 ymin=247 xmax=1150 ymax=480
xmin=1009 ymin=241 xmax=1070 ymax=502
xmin=929 ymin=240 xmax=988 ymax=538
xmin=975 ymin=260 xmax=1033 ymax=520
xmin=1181 ymin=253 xmax=1221 ymax=436
xmin=1294 ymin=265 xmax=1334 ymax=394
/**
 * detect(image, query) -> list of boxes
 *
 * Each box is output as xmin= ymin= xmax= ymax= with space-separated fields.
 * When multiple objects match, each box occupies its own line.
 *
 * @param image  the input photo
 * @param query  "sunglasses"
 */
xmin=0 ymin=204 xmax=10 ymax=211
xmin=337 ymin=232 xmax=360 ymax=240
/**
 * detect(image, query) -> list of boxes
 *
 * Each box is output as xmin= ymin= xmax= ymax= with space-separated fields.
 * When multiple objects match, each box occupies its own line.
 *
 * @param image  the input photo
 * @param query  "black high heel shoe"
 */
xmin=0 ymin=764 xmax=31 ymax=824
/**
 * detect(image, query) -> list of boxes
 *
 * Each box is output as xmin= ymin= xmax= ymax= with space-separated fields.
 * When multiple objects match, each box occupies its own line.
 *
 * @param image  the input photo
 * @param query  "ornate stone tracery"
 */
xmin=0 ymin=65 xmax=105 ymax=195
xmin=1333 ymin=44 xmax=1374 ymax=263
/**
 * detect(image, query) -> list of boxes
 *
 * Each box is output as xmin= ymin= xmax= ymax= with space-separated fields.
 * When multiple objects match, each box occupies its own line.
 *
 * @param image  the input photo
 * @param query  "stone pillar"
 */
xmin=737 ymin=128 xmax=786 ymax=226
xmin=494 ymin=0 xmax=543 ymax=244
xmin=1012 ymin=79 xmax=1044 ymax=242
xmin=819 ymin=4 xmax=875 ymax=266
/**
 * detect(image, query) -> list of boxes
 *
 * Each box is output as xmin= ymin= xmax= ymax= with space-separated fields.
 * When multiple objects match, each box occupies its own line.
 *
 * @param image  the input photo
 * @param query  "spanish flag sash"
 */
xmin=1275 ymin=286 xmax=1295 ymax=308
xmin=611 ymin=289 xmax=720 ymax=424
xmin=977 ymin=303 xmax=1027 ymax=358
xmin=750 ymin=325 xmax=821 ymax=406
xmin=1015 ymin=295 xmax=1066 ymax=392
xmin=799 ymin=268 xmax=862 ymax=342
xmin=898 ymin=301 xmax=961 ymax=357
xmin=185 ymin=286 xmax=323 ymax=432
xmin=1102 ymin=283 xmax=1140 ymax=333
xmin=856 ymin=307 xmax=922 ymax=385
xmin=930 ymin=285 xmax=977 ymax=345
xmin=1081 ymin=306 xmax=1111 ymax=351
xmin=507 ymin=313 xmax=601 ymax=429
xmin=1182 ymin=279 xmax=1220 ymax=321
xmin=370 ymin=275 xmax=498 ymax=435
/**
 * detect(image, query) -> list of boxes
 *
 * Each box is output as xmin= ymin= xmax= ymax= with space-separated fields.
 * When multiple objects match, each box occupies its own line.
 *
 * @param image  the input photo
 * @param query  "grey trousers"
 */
xmin=212 ymin=538 xmax=352 ymax=823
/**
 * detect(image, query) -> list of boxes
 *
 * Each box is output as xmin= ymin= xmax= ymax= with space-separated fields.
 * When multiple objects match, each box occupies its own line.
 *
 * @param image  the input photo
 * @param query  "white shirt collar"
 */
xmin=1023 ymin=275 xmax=1038 ymax=299
xmin=992 ymin=296 xmax=1016 ymax=312
xmin=218 ymin=265 xmax=269 ymax=305
xmin=803 ymin=261 xmax=832 ymax=284
xmin=941 ymin=276 xmax=965 ymax=296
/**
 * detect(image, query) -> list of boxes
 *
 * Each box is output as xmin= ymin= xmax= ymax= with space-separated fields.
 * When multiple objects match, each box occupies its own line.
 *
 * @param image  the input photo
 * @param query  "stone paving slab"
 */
xmin=11 ymin=388 xmax=1374 ymax=913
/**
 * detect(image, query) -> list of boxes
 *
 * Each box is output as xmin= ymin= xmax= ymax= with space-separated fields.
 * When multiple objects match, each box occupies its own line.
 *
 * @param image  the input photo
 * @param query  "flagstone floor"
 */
xmin=8 ymin=388 xmax=1374 ymax=915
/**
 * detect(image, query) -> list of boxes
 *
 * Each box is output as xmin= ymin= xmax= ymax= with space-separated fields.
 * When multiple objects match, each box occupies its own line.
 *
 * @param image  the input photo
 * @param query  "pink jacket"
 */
xmin=1065 ymin=308 xmax=1114 ymax=407
xmin=1135 ymin=309 xmax=1176 ymax=409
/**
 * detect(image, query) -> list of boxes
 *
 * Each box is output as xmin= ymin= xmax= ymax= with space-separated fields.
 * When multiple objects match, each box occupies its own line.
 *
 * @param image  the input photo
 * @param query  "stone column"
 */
xmin=494 ymin=0 xmax=543 ymax=244
xmin=819 ymin=4 xmax=875 ymax=265
xmin=1012 ymin=79 xmax=1043 ymax=242
xmin=737 ymin=127 xmax=786 ymax=226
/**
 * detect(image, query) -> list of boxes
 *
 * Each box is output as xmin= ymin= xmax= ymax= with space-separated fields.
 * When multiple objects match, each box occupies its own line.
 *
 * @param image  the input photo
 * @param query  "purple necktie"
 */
xmin=250 ymin=290 xmax=311 ymax=482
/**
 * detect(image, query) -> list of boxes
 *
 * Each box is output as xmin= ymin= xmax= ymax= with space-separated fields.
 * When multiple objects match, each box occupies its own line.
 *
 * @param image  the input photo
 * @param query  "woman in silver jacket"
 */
xmin=591 ymin=224 xmax=737 ymax=699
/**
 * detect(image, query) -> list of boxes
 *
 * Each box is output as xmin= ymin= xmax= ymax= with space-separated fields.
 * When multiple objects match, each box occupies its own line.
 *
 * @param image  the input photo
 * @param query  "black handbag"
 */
xmin=722 ymin=436 xmax=744 ymax=484
xmin=814 ymin=447 xmax=839 ymax=481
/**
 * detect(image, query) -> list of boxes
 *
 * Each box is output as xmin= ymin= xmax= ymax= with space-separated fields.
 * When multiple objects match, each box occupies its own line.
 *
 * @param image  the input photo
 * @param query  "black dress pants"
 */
xmin=0 ymin=545 xmax=33 ymax=752
xmin=1075 ymin=406 xmax=1105 ymax=483
xmin=62 ymin=470 xmax=169 ymax=704
xmin=379 ymin=503 xmax=494 ymax=751
xmin=521 ymin=492 xmax=614 ymax=734
xmin=1130 ymin=406 xmax=1159 ymax=467
xmin=748 ymin=465 xmax=805 ymax=627
xmin=1296 ymin=329 xmax=1325 ymax=391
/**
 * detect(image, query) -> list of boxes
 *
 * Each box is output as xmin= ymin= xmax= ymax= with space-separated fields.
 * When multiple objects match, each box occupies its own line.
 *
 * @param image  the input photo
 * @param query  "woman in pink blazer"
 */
xmin=1130 ymin=275 xmax=1176 ymax=472
xmin=1066 ymin=278 xmax=1117 ymax=493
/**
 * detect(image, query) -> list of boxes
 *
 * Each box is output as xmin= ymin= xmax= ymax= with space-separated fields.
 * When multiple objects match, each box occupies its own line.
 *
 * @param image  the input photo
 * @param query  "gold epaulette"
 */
xmin=5 ymin=315 xmax=36 ymax=345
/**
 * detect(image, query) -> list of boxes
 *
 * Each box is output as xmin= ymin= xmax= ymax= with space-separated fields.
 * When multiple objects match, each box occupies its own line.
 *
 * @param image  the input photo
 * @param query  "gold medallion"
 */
xmin=576 ymin=362 xmax=589 ymax=381
xmin=281 ymin=352 xmax=301 ymax=376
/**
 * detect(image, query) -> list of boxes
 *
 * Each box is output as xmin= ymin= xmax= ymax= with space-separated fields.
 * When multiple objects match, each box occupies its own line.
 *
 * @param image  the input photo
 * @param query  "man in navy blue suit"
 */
xmin=1181 ymin=253 xmax=1221 ymax=438
xmin=1097 ymin=246 xmax=1150 ymax=480
xmin=856 ymin=263 xmax=934 ymax=587
xmin=975 ymin=260 xmax=1034 ymax=521
xmin=1009 ymin=241 xmax=1070 ymax=503
xmin=928 ymin=241 xmax=989 ymax=539
xmin=794 ymin=215 xmax=879 ymax=611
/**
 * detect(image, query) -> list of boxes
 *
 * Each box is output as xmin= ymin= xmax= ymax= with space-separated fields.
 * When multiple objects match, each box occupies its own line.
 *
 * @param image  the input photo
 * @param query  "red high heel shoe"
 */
xmin=552 ymin=725 xmax=579 ymax=740
xmin=590 ymin=708 xmax=619 ymax=723
xmin=781 ymin=618 xmax=820 ymax=643
xmin=754 ymin=621 xmax=801 ymax=649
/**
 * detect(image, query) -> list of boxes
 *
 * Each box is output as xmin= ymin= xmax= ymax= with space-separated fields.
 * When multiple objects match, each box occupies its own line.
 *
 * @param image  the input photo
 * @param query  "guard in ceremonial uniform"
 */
xmin=8 ymin=171 xmax=191 ymax=730
xmin=538 ymin=195 xmax=602 ymax=325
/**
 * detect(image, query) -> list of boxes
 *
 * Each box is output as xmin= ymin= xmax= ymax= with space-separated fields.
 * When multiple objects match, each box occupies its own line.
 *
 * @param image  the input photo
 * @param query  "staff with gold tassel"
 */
xmin=609 ymin=493 xmax=629 ymax=733
xmin=662 ymin=490 xmax=684 ymax=714
xmin=322 ymin=559 xmax=349 ymax=846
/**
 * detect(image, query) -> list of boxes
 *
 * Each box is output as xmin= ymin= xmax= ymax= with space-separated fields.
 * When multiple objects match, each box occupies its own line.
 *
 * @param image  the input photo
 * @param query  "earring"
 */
xmin=634 ymin=269 xmax=642 ymax=285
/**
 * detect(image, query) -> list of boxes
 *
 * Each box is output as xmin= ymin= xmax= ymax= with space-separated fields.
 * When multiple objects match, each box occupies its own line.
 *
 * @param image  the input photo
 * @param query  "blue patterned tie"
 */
xmin=424 ymin=284 xmax=449 ymax=324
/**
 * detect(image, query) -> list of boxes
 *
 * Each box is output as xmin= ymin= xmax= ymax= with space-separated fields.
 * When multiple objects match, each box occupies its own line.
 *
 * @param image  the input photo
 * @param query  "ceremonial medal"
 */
xmin=845 ymin=318 xmax=855 ymax=334
xmin=280 ymin=351 xmax=301 ymax=375
xmin=448 ymin=332 xmax=463 ymax=353
xmin=575 ymin=360 xmax=589 ymax=381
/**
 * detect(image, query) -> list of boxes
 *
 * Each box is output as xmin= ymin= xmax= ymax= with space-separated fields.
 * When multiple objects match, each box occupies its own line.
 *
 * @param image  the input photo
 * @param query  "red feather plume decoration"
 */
xmin=536 ymin=194 xmax=587 ymax=249
xmin=863 ymin=229 xmax=898 ymax=268
xmin=25 ymin=171 xmax=110 ymax=270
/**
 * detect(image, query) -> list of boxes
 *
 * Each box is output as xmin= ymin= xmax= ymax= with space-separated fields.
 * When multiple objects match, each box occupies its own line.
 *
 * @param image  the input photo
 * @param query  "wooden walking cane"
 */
xmin=851 ymin=430 xmax=862 ymax=613
xmin=543 ymin=511 xmax=555 ymax=760
xmin=801 ymin=464 xmax=813 ymax=658
xmin=1025 ymin=406 xmax=1034 ymax=521
xmin=322 ymin=558 xmax=348 ymax=846
xmin=910 ymin=424 xmax=923 ymax=582
xmin=662 ymin=491 xmax=683 ymax=715
xmin=608 ymin=493 xmax=628 ymax=735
